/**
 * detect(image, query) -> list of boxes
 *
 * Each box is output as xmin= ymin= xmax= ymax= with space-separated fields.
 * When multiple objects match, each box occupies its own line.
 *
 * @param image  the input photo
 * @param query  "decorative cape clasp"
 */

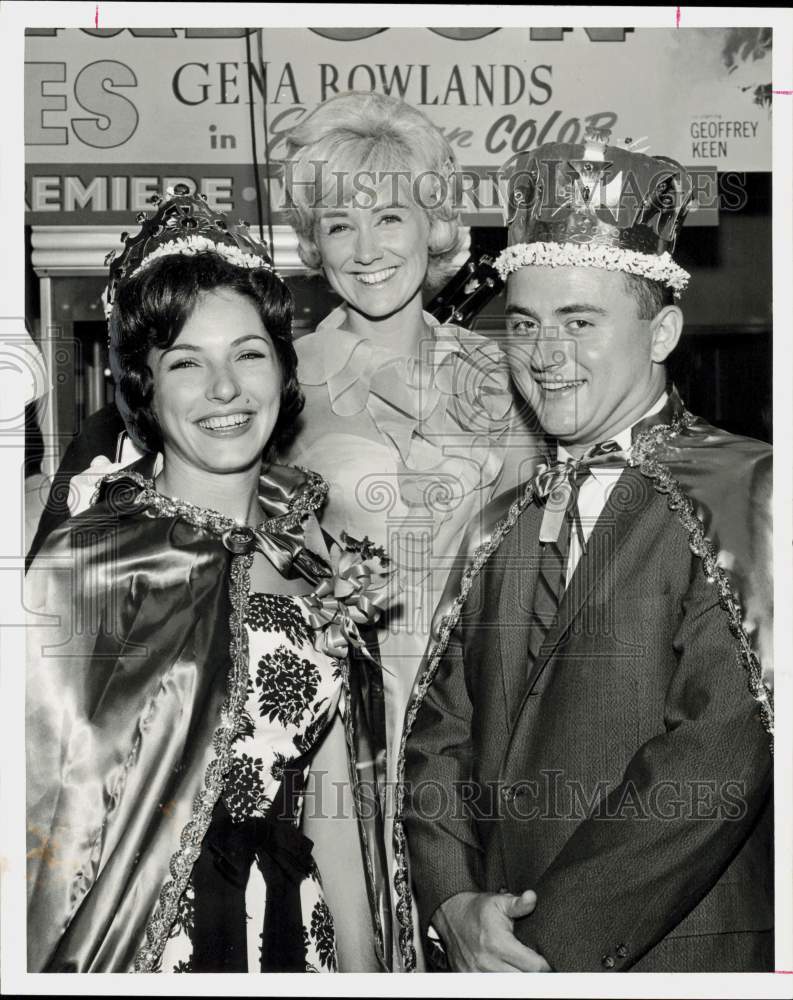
xmin=95 ymin=458 xmax=330 ymax=583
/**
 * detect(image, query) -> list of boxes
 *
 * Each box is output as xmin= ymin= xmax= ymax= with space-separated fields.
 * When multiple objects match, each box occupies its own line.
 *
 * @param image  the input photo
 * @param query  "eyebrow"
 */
xmin=505 ymin=303 xmax=539 ymax=320
xmin=555 ymin=303 xmax=608 ymax=316
xmin=318 ymin=202 xmax=408 ymax=218
xmin=162 ymin=334 xmax=269 ymax=355
xmin=504 ymin=302 xmax=608 ymax=318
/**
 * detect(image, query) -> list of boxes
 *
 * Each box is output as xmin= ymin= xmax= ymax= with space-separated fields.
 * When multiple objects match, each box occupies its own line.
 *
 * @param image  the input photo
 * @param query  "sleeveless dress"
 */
xmin=159 ymin=592 xmax=341 ymax=974
xmin=26 ymin=459 xmax=392 ymax=974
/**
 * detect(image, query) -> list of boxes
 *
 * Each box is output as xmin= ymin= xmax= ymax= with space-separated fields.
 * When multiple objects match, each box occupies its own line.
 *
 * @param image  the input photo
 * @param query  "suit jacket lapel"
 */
xmin=523 ymin=467 xmax=656 ymax=695
xmin=498 ymin=498 xmax=542 ymax=722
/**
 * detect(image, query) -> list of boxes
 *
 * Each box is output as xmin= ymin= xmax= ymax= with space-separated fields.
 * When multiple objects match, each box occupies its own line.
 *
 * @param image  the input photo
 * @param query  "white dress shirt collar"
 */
xmin=556 ymin=391 xmax=669 ymax=475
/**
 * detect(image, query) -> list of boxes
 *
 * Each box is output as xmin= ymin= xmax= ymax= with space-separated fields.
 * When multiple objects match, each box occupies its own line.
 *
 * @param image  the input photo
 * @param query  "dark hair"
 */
xmin=622 ymin=272 xmax=675 ymax=321
xmin=112 ymin=253 xmax=303 ymax=457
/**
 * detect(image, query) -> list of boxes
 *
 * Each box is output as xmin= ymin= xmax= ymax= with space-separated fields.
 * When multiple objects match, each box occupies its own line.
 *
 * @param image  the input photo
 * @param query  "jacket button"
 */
xmin=601 ymin=954 xmax=615 ymax=969
xmin=616 ymin=944 xmax=627 ymax=959
xmin=501 ymin=785 xmax=515 ymax=803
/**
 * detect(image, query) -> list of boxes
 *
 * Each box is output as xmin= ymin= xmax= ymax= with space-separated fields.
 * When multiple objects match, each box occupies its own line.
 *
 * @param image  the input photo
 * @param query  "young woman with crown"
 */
xmin=25 ymin=188 xmax=394 ymax=973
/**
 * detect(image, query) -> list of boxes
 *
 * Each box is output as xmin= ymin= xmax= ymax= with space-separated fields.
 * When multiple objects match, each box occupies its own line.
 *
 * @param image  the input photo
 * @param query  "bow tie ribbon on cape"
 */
xmin=297 ymin=538 xmax=393 ymax=661
xmin=97 ymin=460 xmax=394 ymax=662
xmin=223 ymin=514 xmax=392 ymax=662
xmin=224 ymin=526 xmax=392 ymax=661
xmin=531 ymin=439 xmax=628 ymax=547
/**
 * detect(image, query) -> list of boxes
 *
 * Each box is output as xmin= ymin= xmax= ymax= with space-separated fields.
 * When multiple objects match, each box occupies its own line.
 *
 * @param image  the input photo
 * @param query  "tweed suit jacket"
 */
xmin=402 ymin=458 xmax=773 ymax=973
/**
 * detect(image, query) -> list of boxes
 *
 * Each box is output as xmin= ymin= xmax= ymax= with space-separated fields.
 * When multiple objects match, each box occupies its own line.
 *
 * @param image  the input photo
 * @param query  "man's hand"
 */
xmin=432 ymin=890 xmax=551 ymax=972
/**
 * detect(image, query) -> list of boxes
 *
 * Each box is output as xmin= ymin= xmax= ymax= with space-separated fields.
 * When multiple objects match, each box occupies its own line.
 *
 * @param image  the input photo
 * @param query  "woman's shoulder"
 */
xmin=293 ymin=307 xmax=363 ymax=387
xmin=36 ymin=483 xmax=155 ymax=550
xmin=25 ymin=495 xmax=213 ymax=621
xmin=258 ymin=462 xmax=329 ymax=523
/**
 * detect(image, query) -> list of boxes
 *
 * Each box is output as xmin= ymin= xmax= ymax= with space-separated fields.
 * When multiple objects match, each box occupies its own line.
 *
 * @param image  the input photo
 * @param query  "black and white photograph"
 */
xmin=1 ymin=3 xmax=791 ymax=995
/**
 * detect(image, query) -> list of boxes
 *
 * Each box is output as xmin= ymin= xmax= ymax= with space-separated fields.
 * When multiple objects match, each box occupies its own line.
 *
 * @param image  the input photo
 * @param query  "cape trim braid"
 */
xmin=391 ymin=410 xmax=774 ymax=972
xmin=340 ymin=659 xmax=388 ymax=968
xmin=90 ymin=466 xmax=329 ymax=536
xmin=628 ymin=424 xmax=774 ymax=741
xmin=392 ymin=479 xmax=538 ymax=971
xmin=81 ymin=464 xmax=327 ymax=970
xmin=135 ymin=548 xmax=254 ymax=972
xmin=494 ymin=242 xmax=691 ymax=297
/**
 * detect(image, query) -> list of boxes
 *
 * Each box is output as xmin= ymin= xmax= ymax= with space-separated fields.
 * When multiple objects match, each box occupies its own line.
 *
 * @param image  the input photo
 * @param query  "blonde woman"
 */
xmin=280 ymin=91 xmax=539 ymax=969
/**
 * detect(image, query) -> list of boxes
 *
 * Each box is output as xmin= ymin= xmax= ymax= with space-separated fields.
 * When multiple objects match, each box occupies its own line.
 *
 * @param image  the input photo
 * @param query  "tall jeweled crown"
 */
xmin=103 ymin=184 xmax=278 ymax=318
xmin=496 ymin=129 xmax=694 ymax=296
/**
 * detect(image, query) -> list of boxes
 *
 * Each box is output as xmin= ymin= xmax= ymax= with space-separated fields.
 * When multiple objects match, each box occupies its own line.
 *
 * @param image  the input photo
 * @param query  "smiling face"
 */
xmin=313 ymin=176 xmax=431 ymax=322
xmin=504 ymin=266 xmax=680 ymax=451
xmin=148 ymin=288 xmax=282 ymax=476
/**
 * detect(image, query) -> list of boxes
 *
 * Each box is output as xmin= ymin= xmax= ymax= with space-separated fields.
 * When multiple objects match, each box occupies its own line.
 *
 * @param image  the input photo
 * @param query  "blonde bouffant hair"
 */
xmin=281 ymin=91 xmax=469 ymax=288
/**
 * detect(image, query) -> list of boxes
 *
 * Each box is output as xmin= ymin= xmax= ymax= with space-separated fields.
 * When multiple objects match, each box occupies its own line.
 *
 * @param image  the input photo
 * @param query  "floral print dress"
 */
xmin=160 ymin=592 xmax=341 ymax=973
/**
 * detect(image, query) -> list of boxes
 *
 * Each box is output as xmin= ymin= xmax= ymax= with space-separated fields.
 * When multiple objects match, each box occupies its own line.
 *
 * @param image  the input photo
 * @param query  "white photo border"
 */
xmin=1 ymin=4 xmax=790 ymax=997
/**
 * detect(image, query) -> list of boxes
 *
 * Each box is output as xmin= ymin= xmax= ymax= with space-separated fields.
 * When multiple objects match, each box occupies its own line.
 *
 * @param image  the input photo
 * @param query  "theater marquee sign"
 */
xmin=25 ymin=26 xmax=771 ymax=226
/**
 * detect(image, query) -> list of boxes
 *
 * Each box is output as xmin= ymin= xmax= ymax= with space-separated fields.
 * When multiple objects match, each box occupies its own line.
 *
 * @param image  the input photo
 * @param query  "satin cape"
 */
xmin=424 ymin=387 xmax=773 ymax=697
xmin=391 ymin=387 xmax=773 ymax=970
xmin=25 ymin=457 xmax=390 ymax=972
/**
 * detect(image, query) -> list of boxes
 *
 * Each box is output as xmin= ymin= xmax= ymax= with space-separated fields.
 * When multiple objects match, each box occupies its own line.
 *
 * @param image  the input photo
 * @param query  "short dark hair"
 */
xmin=622 ymin=272 xmax=675 ymax=320
xmin=111 ymin=253 xmax=303 ymax=457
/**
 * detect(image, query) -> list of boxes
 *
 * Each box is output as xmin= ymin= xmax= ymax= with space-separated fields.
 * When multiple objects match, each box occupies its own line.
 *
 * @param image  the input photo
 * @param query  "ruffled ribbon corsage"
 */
xmin=297 ymin=533 xmax=393 ymax=661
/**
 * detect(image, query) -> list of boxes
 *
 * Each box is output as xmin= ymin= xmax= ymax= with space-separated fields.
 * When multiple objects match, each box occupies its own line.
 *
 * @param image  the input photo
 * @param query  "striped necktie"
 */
xmin=531 ymin=439 xmax=626 ymax=547
xmin=526 ymin=439 xmax=625 ymax=668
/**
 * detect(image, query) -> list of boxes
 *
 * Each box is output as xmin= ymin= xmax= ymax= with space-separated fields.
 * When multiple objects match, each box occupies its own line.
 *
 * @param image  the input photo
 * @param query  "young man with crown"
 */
xmin=394 ymin=130 xmax=774 ymax=973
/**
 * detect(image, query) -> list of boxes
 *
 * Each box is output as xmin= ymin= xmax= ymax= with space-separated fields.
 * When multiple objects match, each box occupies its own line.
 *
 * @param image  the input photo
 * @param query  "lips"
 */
xmin=354 ymin=266 xmax=398 ymax=285
xmin=197 ymin=412 xmax=252 ymax=430
xmin=536 ymin=378 xmax=585 ymax=393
